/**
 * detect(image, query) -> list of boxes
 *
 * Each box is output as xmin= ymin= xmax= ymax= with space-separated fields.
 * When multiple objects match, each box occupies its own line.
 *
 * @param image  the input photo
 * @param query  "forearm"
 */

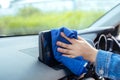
xmin=95 ymin=50 xmax=120 ymax=79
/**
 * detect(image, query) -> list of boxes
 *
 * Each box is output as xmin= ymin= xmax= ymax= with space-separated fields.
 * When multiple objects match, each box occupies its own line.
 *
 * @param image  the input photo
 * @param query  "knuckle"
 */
xmin=64 ymin=44 xmax=68 ymax=48
xmin=60 ymin=42 xmax=64 ymax=47
xmin=61 ymin=43 xmax=69 ymax=48
xmin=62 ymin=49 xmax=66 ymax=53
xmin=65 ymin=50 xmax=69 ymax=53
xmin=70 ymin=39 xmax=74 ymax=43
xmin=70 ymin=38 xmax=75 ymax=43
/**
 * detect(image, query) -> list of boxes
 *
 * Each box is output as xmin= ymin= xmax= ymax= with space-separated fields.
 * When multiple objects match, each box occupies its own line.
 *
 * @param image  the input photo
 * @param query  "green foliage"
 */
xmin=17 ymin=6 xmax=42 ymax=17
xmin=0 ymin=6 xmax=105 ymax=36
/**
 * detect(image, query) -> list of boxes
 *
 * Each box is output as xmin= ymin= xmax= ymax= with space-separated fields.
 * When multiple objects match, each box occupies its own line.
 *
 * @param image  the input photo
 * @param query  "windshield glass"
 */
xmin=0 ymin=0 xmax=119 ymax=36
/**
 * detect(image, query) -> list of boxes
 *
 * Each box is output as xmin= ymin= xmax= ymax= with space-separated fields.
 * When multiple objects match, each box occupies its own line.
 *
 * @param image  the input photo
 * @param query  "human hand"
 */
xmin=56 ymin=32 xmax=98 ymax=63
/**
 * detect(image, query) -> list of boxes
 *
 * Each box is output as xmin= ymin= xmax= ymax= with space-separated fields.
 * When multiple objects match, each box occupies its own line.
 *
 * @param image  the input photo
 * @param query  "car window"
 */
xmin=0 ymin=0 xmax=119 ymax=36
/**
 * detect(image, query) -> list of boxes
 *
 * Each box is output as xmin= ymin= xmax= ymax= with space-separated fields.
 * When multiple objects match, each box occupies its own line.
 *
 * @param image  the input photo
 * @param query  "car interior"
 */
xmin=0 ymin=2 xmax=120 ymax=80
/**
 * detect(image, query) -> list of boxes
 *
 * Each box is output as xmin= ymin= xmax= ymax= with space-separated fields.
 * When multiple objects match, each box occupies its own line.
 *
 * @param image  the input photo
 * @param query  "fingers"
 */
xmin=78 ymin=36 xmax=84 ymax=41
xmin=62 ymin=54 xmax=75 ymax=58
xmin=60 ymin=32 xmax=75 ymax=43
xmin=56 ymin=41 xmax=71 ymax=49
xmin=57 ymin=47 xmax=72 ymax=55
xmin=57 ymin=47 xmax=75 ymax=58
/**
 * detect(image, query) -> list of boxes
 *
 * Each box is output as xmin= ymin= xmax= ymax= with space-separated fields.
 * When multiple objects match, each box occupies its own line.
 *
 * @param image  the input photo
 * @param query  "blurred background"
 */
xmin=0 ymin=0 xmax=119 ymax=36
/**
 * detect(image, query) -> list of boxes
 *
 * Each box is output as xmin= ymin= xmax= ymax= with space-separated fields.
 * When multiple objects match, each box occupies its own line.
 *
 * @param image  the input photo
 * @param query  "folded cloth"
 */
xmin=51 ymin=27 xmax=88 ymax=76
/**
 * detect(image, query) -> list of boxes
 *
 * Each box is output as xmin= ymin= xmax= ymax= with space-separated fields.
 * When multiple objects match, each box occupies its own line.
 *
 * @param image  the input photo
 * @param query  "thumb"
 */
xmin=78 ymin=36 xmax=84 ymax=41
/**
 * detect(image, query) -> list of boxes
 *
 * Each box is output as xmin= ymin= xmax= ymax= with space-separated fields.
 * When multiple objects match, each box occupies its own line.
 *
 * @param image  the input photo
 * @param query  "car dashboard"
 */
xmin=0 ymin=24 xmax=120 ymax=80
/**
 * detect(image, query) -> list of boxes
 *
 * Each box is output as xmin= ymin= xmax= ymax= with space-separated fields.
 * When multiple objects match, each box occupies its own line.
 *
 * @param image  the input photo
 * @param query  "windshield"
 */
xmin=0 ymin=0 xmax=119 ymax=36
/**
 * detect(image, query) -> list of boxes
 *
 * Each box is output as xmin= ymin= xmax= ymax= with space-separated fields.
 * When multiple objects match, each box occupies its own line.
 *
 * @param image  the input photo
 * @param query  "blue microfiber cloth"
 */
xmin=51 ymin=27 xmax=88 ymax=76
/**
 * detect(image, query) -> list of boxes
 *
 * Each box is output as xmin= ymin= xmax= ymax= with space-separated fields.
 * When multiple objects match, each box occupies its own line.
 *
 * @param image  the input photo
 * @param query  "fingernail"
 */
xmin=56 ymin=41 xmax=60 ymax=45
xmin=57 ymin=47 xmax=61 ymax=51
